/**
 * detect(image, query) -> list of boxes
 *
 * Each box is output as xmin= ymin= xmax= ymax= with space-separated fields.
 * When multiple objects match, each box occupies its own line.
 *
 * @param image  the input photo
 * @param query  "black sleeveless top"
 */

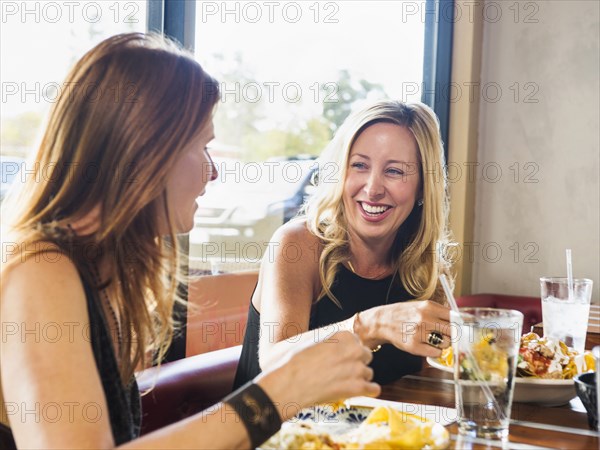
xmin=233 ymin=265 xmax=422 ymax=389
xmin=0 ymin=274 xmax=141 ymax=448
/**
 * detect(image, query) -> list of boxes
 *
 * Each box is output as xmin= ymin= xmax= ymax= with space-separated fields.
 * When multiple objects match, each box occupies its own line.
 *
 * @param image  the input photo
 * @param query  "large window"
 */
xmin=1 ymin=1 xmax=447 ymax=276
xmin=0 ymin=1 xmax=147 ymax=200
xmin=190 ymin=1 xmax=427 ymax=273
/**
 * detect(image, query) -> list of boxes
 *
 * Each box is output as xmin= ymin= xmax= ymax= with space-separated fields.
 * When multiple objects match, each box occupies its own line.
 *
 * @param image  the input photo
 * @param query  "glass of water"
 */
xmin=451 ymin=308 xmax=523 ymax=440
xmin=540 ymin=277 xmax=593 ymax=353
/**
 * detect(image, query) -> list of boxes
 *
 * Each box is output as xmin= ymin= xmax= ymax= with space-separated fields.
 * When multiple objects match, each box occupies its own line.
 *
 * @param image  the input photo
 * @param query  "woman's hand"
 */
xmin=256 ymin=331 xmax=381 ymax=420
xmin=359 ymin=300 xmax=451 ymax=358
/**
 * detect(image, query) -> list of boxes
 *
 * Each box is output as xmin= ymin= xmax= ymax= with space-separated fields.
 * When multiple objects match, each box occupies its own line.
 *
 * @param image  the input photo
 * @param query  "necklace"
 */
xmin=91 ymin=262 xmax=122 ymax=357
xmin=346 ymin=260 xmax=397 ymax=352
xmin=65 ymin=224 xmax=122 ymax=356
xmin=347 ymin=260 xmax=397 ymax=305
xmin=347 ymin=261 xmax=391 ymax=280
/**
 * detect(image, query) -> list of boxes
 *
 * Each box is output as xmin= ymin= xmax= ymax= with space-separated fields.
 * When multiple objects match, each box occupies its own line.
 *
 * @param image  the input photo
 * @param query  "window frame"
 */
xmin=422 ymin=0 xmax=454 ymax=161
xmin=148 ymin=0 xmax=195 ymax=49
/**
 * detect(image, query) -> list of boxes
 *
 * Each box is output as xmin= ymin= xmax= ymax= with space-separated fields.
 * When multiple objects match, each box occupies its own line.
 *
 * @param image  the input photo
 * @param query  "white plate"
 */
xmin=261 ymin=399 xmax=453 ymax=449
xmin=426 ymin=357 xmax=576 ymax=406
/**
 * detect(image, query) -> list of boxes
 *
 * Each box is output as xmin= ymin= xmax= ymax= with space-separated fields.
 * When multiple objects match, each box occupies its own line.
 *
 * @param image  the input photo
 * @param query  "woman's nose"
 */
xmin=364 ymin=173 xmax=384 ymax=198
xmin=205 ymin=150 xmax=219 ymax=181
xmin=209 ymin=160 xmax=218 ymax=181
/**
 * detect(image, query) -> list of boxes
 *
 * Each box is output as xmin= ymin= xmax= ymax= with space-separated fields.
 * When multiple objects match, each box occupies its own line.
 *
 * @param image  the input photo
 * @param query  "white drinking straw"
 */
xmin=566 ymin=249 xmax=574 ymax=301
xmin=440 ymin=274 xmax=459 ymax=313
xmin=439 ymin=274 xmax=506 ymax=422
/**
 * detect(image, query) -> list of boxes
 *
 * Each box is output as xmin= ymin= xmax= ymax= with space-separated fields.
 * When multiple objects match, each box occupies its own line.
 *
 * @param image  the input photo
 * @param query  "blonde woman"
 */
xmin=0 ymin=33 xmax=380 ymax=449
xmin=234 ymin=100 xmax=453 ymax=388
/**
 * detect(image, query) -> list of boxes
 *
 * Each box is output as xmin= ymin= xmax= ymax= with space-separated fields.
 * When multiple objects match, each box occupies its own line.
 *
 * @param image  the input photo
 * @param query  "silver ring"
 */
xmin=427 ymin=331 xmax=444 ymax=348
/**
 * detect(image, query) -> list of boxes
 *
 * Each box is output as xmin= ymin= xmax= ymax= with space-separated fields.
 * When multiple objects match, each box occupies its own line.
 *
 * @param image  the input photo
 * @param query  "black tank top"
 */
xmin=0 ymin=273 xmax=141 ymax=448
xmin=233 ymin=265 xmax=422 ymax=389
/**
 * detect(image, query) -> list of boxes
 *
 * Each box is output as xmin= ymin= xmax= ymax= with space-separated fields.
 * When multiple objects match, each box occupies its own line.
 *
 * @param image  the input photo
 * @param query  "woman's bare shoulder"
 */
xmin=1 ymin=241 xmax=85 ymax=316
xmin=2 ymin=239 xmax=76 ymax=274
xmin=266 ymin=219 xmax=321 ymax=267
xmin=271 ymin=219 xmax=321 ymax=250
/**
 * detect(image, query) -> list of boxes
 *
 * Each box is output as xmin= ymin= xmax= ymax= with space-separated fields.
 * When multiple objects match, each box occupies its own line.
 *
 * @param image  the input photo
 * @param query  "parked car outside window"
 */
xmin=190 ymin=157 xmax=317 ymax=273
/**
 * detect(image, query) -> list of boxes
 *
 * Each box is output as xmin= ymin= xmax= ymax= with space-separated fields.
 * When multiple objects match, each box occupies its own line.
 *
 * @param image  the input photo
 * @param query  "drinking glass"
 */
xmin=451 ymin=308 xmax=523 ymax=440
xmin=540 ymin=277 xmax=593 ymax=353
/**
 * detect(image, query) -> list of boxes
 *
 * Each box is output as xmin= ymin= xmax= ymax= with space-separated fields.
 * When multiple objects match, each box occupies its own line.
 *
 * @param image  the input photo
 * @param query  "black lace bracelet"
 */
xmin=223 ymin=382 xmax=282 ymax=448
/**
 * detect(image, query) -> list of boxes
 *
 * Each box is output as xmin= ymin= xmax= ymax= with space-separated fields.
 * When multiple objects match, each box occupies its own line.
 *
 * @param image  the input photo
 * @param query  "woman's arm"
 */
xmin=1 ymin=254 xmax=116 ymax=449
xmin=1 ymin=252 xmax=378 ymax=449
xmin=256 ymin=222 xmax=452 ymax=371
xmin=125 ymin=331 xmax=378 ymax=449
xmin=256 ymin=221 xmax=357 ymax=369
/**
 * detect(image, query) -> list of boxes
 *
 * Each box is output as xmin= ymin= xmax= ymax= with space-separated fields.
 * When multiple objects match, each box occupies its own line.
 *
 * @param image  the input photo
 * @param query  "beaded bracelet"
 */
xmin=223 ymin=382 xmax=282 ymax=448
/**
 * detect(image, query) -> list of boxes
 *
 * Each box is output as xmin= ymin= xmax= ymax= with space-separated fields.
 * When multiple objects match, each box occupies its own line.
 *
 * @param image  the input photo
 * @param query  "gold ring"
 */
xmin=427 ymin=331 xmax=444 ymax=348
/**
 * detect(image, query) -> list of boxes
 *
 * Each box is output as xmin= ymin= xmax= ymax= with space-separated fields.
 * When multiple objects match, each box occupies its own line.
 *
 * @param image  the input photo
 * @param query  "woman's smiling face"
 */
xmin=342 ymin=122 xmax=421 ymax=246
xmin=165 ymin=119 xmax=218 ymax=233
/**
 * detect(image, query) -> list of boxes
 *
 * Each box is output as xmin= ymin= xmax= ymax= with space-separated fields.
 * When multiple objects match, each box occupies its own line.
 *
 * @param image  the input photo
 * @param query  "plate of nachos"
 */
xmin=260 ymin=401 xmax=451 ymax=450
xmin=427 ymin=332 xmax=596 ymax=406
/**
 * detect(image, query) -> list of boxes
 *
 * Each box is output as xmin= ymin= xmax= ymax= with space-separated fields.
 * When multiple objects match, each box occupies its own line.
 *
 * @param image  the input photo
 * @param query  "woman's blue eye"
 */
xmin=350 ymin=162 xmax=367 ymax=169
xmin=386 ymin=168 xmax=405 ymax=176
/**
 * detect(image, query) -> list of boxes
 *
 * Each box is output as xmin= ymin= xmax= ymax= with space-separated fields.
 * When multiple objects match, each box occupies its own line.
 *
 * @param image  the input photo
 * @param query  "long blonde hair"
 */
xmin=1 ymin=33 xmax=220 ymax=382
xmin=303 ymin=100 xmax=452 ymax=305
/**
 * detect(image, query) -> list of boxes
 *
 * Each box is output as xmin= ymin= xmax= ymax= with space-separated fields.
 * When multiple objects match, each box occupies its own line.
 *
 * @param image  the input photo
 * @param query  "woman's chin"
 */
xmin=162 ymin=217 xmax=195 ymax=236
xmin=178 ymin=220 xmax=195 ymax=235
xmin=178 ymin=206 xmax=197 ymax=234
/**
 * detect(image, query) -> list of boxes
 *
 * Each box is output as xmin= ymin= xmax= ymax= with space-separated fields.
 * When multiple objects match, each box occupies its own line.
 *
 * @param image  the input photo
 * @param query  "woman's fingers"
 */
xmin=425 ymin=300 xmax=452 ymax=326
xmin=302 ymin=331 xmax=381 ymax=403
xmin=425 ymin=321 xmax=452 ymax=342
xmin=260 ymin=331 xmax=382 ymax=414
xmin=339 ymin=329 xmax=375 ymax=364
xmin=419 ymin=343 xmax=445 ymax=358
xmin=382 ymin=300 xmax=455 ymax=356
xmin=337 ymin=333 xmax=380 ymax=396
xmin=360 ymin=343 xmax=374 ymax=365
xmin=363 ymin=381 xmax=382 ymax=398
xmin=363 ymin=366 xmax=374 ymax=382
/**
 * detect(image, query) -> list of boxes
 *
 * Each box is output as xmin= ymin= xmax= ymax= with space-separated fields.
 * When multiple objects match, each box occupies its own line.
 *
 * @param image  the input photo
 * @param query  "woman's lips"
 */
xmin=357 ymin=201 xmax=393 ymax=222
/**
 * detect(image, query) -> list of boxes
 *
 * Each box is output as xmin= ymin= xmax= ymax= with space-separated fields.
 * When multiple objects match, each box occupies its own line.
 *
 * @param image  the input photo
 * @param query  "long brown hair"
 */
xmin=1 ymin=33 xmax=220 ymax=382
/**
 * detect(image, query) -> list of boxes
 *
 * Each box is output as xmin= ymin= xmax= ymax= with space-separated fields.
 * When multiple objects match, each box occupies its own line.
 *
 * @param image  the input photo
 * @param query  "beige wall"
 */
xmin=472 ymin=1 xmax=599 ymax=302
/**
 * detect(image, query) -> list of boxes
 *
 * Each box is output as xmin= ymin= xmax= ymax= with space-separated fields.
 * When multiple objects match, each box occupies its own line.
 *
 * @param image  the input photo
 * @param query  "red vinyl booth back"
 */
xmin=137 ymin=346 xmax=241 ymax=435
xmin=456 ymin=293 xmax=542 ymax=334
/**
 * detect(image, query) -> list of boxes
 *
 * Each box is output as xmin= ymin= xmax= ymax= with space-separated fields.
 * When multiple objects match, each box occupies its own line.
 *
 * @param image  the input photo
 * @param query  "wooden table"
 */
xmin=379 ymin=364 xmax=599 ymax=449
